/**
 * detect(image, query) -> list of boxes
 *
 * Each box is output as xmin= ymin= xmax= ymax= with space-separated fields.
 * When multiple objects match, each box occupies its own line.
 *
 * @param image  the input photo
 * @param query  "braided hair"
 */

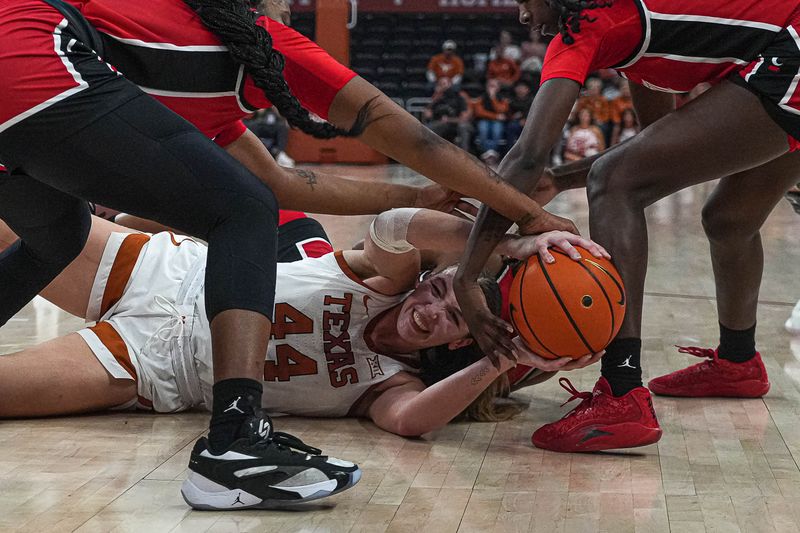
xmin=549 ymin=0 xmax=613 ymax=45
xmin=184 ymin=0 xmax=369 ymax=139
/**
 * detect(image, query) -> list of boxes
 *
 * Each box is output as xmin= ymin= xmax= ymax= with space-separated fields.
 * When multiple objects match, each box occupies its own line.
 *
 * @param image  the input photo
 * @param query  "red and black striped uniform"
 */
xmin=0 ymin=0 xmax=356 ymax=149
xmin=73 ymin=0 xmax=356 ymax=145
xmin=540 ymin=0 xmax=800 ymax=148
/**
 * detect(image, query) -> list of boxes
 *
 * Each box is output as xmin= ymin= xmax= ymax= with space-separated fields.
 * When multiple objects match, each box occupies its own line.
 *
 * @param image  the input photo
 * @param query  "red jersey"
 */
xmin=541 ymin=0 xmax=800 ymax=93
xmin=68 ymin=0 xmax=356 ymax=145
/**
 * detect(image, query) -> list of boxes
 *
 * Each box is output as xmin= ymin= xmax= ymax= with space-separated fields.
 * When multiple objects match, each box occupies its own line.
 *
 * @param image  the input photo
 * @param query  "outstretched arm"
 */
xmin=328 ymin=77 xmax=577 ymax=236
xmin=226 ymin=129 xmax=466 ymax=215
xmin=454 ymin=78 xmax=583 ymax=364
xmin=368 ymin=347 xmax=601 ymax=437
xmin=342 ymin=208 xmax=606 ymax=297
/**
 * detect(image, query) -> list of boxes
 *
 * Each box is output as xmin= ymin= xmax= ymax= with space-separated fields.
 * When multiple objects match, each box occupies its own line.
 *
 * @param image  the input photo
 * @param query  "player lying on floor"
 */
xmin=0 ymin=210 xmax=606 ymax=436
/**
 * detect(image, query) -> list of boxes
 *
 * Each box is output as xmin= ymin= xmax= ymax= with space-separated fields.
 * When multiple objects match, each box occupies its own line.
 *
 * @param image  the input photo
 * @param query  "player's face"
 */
xmin=396 ymin=272 xmax=471 ymax=350
xmin=517 ymin=0 xmax=559 ymax=36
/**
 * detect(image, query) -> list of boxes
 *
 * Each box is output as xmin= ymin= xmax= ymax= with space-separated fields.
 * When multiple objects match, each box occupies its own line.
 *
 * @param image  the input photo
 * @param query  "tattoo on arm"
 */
xmin=295 ymin=169 xmax=318 ymax=191
xmin=515 ymin=212 xmax=534 ymax=229
xmin=470 ymin=365 xmax=490 ymax=386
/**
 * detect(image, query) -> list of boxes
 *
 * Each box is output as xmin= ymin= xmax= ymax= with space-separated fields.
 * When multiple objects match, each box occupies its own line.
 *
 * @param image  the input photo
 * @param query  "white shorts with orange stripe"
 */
xmin=77 ymin=231 xmax=207 ymax=412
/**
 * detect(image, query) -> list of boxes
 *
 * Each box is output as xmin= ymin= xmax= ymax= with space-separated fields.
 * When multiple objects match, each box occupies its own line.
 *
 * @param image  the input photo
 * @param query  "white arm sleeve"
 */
xmin=369 ymin=208 xmax=421 ymax=254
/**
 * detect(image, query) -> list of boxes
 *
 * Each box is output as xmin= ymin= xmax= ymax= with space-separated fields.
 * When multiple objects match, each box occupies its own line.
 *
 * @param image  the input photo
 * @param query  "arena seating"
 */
xmin=292 ymin=11 xmax=526 ymax=105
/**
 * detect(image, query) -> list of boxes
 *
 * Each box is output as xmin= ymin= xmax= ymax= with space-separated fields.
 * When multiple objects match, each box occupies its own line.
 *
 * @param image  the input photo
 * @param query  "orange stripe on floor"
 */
xmin=89 ymin=321 xmax=137 ymax=381
xmin=99 ymin=233 xmax=149 ymax=316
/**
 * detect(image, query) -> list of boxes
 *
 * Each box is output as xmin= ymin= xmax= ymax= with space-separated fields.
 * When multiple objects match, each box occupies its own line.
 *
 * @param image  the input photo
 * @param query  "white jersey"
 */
xmin=193 ymin=252 xmax=419 ymax=417
xmin=80 ymin=232 xmax=420 ymax=416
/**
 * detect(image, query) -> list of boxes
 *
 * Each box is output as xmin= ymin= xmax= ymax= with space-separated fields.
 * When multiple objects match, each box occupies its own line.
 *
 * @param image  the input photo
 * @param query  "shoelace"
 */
xmin=558 ymin=377 xmax=592 ymax=408
xmin=272 ymin=431 xmax=322 ymax=455
xmin=253 ymin=429 xmax=323 ymax=456
xmin=675 ymin=346 xmax=716 ymax=359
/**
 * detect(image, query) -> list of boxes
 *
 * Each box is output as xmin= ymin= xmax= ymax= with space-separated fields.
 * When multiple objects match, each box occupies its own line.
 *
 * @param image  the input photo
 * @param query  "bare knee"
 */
xmin=701 ymin=199 xmax=758 ymax=243
xmin=586 ymin=153 xmax=639 ymax=210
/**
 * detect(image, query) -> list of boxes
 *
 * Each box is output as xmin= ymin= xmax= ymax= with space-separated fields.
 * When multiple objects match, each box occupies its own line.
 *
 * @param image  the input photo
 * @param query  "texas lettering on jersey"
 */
xmin=323 ymin=293 xmax=359 ymax=387
xmin=264 ymin=292 xmax=361 ymax=388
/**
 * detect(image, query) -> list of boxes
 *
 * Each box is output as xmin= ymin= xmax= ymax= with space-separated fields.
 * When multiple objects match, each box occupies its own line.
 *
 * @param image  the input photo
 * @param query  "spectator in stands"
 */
xmin=423 ymin=77 xmax=473 ymax=152
xmin=506 ymin=80 xmax=534 ymax=146
xmin=427 ymin=40 xmax=465 ymax=88
xmin=473 ymin=78 xmax=510 ymax=163
xmin=489 ymin=30 xmax=520 ymax=61
xmin=610 ymin=108 xmax=640 ymax=146
xmin=243 ymin=109 xmax=295 ymax=168
xmin=564 ymin=108 xmax=605 ymax=161
xmin=598 ymin=71 xmax=623 ymax=99
xmin=254 ymin=0 xmax=290 ymax=25
xmin=524 ymin=27 xmax=548 ymax=55
xmin=487 ymin=49 xmax=521 ymax=88
xmin=576 ymin=77 xmax=612 ymax=144
xmin=519 ymin=41 xmax=544 ymax=77
xmin=609 ymin=79 xmax=633 ymax=128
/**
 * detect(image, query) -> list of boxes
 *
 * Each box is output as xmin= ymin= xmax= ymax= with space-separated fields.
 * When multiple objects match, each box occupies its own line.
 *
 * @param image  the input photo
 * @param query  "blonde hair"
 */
xmin=460 ymin=373 xmax=527 ymax=422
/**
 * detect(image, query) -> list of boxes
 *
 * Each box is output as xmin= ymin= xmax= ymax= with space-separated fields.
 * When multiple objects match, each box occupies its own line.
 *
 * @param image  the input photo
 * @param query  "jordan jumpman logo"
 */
xmin=224 ymin=397 xmax=244 ymax=414
xmin=618 ymin=356 xmax=636 ymax=369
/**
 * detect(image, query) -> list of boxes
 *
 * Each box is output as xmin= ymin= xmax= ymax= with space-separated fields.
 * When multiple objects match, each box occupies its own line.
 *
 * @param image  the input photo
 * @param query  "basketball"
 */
xmin=509 ymin=247 xmax=626 ymax=360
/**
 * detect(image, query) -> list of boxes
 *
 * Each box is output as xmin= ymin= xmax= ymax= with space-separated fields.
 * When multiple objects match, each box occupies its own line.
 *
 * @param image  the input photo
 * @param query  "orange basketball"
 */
xmin=509 ymin=247 xmax=626 ymax=360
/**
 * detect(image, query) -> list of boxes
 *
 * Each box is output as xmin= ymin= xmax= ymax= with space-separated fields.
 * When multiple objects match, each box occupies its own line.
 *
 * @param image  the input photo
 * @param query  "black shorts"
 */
xmin=0 ymin=0 xmax=135 ymax=171
xmin=732 ymin=24 xmax=800 ymax=151
xmin=276 ymin=215 xmax=333 ymax=263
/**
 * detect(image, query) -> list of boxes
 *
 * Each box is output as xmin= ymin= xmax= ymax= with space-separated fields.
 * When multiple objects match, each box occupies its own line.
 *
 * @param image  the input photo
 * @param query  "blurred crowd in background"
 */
xmin=421 ymin=29 xmax=713 ymax=166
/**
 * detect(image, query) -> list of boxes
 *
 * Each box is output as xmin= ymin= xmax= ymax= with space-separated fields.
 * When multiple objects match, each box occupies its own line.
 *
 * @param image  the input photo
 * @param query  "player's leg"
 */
xmin=532 ymin=81 xmax=790 ymax=453
xmin=0 ymin=215 xmax=128 ymax=319
xmin=706 ymin=154 xmax=800 ymax=330
xmin=3 ymin=89 xmax=277 ymax=433
xmin=0 ymin=333 xmax=136 ymax=417
xmin=648 ymin=153 xmax=800 ymax=397
xmin=586 ymin=81 xmax=789 ymax=393
xmin=0 ymin=175 xmax=91 ymax=325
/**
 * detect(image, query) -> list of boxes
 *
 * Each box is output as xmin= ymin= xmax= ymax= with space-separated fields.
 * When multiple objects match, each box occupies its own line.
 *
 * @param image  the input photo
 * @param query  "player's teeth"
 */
xmin=413 ymin=311 xmax=425 ymax=331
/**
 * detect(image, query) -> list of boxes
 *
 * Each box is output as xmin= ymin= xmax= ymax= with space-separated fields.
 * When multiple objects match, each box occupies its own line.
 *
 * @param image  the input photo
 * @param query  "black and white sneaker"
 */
xmin=181 ymin=412 xmax=361 ymax=510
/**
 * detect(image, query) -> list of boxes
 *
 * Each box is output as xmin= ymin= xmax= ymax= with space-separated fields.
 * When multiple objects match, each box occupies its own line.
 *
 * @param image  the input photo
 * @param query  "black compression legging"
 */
xmin=0 ymin=87 xmax=278 ymax=326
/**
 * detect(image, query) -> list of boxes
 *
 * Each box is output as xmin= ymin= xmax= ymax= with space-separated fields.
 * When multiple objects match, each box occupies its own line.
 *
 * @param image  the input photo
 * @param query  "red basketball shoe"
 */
xmin=531 ymin=377 xmax=662 ymax=452
xmin=648 ymin=346 xmax=770 ymax=398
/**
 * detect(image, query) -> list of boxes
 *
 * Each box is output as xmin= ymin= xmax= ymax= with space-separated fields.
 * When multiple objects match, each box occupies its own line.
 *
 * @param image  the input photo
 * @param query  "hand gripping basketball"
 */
xmin=509 ymin=243 xmax=626 ymax=360
xmin=511 ymin=337 xmax=604 ymax=372
xmin=500 ymin=230 xmax=610 ymax=263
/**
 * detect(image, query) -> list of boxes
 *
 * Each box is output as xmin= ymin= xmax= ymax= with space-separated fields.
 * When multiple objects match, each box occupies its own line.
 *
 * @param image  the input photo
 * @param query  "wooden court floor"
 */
xmin=1 ymin=165 xmax=799 ymax=532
